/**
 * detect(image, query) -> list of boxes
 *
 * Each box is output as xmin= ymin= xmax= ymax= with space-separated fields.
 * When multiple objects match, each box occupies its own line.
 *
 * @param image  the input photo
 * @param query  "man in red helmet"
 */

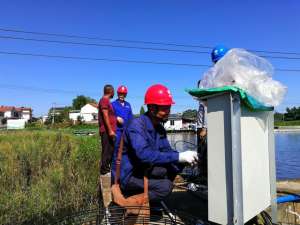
xmin=111 ymin=84 xmax=198 ymax=202
xmin=112 ymin=85 xmax=133 ymax=147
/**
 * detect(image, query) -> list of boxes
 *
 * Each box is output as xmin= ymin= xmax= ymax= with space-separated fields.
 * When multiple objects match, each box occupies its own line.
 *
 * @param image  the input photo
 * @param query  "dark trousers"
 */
xmin=100 ymin=132 xmax=115 ymax=175
xmin=197 ymin=129 xmax=207 ymax=179
xmin=124 ymin=167 xmax=174 ymax=202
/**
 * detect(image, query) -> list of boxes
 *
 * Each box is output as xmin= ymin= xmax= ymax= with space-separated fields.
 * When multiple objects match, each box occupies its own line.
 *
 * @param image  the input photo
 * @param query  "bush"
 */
xmin=0 ymin=131 xmax=100 ymax=224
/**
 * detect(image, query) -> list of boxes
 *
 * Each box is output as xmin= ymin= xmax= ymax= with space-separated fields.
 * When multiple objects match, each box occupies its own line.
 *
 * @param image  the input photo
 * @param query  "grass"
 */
xmin=0 ymin=130 xmax=100 ymax=225
xmin=274 ymin=120 xmax=300 ymax=127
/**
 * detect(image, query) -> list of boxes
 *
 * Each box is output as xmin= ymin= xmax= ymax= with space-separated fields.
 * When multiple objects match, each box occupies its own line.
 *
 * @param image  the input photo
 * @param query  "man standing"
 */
xmin=112 ymin=84 xmax=198 ymax=202
xmin=197 ymin=45 xmax=229 ymax=181
xmin=98 ymin=84 xmax=117 ymax=175
xmin=112 ymin=85 xmax=133 ymax=147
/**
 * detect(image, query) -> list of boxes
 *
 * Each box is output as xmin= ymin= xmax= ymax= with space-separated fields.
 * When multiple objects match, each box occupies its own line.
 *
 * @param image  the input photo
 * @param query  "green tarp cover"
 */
xmin=186 ymin=86 xmax=273 ymax=112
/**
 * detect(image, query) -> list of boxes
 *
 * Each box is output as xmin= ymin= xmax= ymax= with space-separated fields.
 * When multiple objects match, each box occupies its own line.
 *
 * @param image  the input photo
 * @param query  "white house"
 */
xmin=16 ymin=107 xmax=32 ymax=122
xmin=0 ymin=106 xmax=32 ymax=127
xmin=7 ymin=118 xmax=26 ymax=129
xmin=80 ymin=103 xmax=98 ymax=122
xmin=0 ymin=106 xmax=20 ymax=119
xmin=69 ymin=110 xmax=81 ymax=121
xmin=69 ymin=103 xmax=98 ymax=122
xmin=164 ymin=114 xmax=183 ymax=131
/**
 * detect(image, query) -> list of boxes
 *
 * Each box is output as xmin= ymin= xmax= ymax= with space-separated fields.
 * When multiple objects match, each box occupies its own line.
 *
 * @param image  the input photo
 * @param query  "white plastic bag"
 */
xmin=199 ymin=48 xmax=287 ymax=106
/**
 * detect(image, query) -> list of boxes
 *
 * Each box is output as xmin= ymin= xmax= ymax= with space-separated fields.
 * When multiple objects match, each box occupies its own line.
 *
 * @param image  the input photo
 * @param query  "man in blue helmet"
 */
xmin=197 ymin=45 xmax=229 ymax=182
xmin=211 ymin=45 xmax=229 ymax=64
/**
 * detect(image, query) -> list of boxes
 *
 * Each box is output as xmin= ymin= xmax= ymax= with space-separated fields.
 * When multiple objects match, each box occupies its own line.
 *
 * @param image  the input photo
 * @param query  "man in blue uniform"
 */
xmin=112 ymin=85 xmax=133 ymax=146
xmin=112 ymin=84 xmax=198 ymax=202
xmin=197 ymin=45 xmax=229 ymax=181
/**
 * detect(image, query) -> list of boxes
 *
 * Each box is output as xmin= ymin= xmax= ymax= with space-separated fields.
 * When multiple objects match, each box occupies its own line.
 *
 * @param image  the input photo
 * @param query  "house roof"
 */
xmin=0 ymin=106 xmax=15 ymax=112
xmin=50 ymin=107 xmax=66 ymax=111
xmin=15 ymin=107 xmax=32 ymax=112
xmin=0 ymin=106 xmax=32 ymax=113
xmin=168 ymin=114 xmax=182 ymax=120
xmin=88 ymin=103 xmax=98 ymax=108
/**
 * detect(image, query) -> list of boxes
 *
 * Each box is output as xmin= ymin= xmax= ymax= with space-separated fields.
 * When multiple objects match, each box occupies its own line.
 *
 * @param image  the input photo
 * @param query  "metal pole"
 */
xmin=52 ymin=102 xmax=55 ymax=124
xmin=230 ymin=93 xmax=244 ymax=225
xmin=268 ymin=111 xmax=278 ymax=224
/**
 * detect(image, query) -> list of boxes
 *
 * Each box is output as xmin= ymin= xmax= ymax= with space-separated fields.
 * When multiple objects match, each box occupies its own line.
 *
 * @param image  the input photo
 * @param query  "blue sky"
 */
xmin=1 ymin=1 xmax=300 ymax=116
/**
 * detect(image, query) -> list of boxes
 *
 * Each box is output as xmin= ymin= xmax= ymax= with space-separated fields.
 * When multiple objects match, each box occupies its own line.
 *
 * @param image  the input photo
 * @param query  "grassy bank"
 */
xmin=0 ymin=130 xmax=100 ymax=225
xmin=274 ymin=120 xmax=300 ymax=126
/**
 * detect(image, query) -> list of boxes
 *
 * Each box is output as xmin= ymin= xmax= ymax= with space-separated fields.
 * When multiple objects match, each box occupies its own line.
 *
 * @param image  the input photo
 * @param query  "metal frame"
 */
xmin=268 ymin=111 xmax=278 ymax=224
xmin=230 ymin=93 xmax=244 ymax=225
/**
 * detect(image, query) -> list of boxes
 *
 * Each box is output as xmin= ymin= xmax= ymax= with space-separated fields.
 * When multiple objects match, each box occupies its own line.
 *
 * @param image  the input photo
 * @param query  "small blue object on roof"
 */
xmin=211 ymin=45 xmax=229 ymax=63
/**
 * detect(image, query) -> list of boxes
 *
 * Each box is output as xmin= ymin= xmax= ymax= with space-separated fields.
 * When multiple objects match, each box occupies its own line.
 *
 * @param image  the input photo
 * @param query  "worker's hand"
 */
xmin=109 ymin=130 xmax=116 ymax=141
xmin=117 ymin=116 xmax=124 ymax=125
xmin=179 ymin=151 xmax=198 ymax=166
xmin=199 ymin=128 xmax=207 ymax=138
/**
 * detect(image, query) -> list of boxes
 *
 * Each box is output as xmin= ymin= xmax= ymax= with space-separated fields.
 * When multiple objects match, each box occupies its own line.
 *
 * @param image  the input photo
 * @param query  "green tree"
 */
xmin=182 ymin=109 xmax=197 ymax=120
xmin=140 ymin=106 xmax=145 ymax=115
xmin=72 ymin=95 xmax=96 ymax=110
xmin=274 ymin=112 xmax=284 ymax=122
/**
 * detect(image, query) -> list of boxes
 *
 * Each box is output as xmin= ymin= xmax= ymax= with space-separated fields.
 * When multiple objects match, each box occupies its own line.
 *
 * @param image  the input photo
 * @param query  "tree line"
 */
xmin=275 ymin=107 xmax=300 ymax=121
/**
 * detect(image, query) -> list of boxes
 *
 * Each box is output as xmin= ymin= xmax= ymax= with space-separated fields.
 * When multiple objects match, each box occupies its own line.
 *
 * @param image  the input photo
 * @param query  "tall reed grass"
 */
xmin=0 ymin=130 xmax=100 ymax=224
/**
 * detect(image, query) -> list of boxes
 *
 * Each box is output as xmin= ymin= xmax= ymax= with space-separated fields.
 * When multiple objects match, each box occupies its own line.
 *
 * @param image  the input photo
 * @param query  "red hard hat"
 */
xmin=117 ymin=85 xmax=128 ymax=94
xmin=144 ymin=84 xmax=175 ymax=105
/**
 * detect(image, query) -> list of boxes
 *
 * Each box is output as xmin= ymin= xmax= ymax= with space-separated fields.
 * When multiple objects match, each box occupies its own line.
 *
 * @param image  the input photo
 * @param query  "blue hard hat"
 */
xmin=211 ymin=45 xmax=229 ymax=63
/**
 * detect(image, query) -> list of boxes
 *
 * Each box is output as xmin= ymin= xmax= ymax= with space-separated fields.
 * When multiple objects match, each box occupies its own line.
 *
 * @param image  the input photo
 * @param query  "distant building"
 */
xmin=0 ymin=106 xmax=20 ymax=119
xmin=69 ymin=103 xmax=98 ymax=123
xmin=49 ymin=107 xmax=66 ymax=116
xmin=16 ymin=107 xmax=33 ymax=121
xmin=69 ymin=110 xmax=81 ymax=122
xmin=80 ymin=103 xmax=98 ymax=122
xmin=182 ymin=117 xmax=196 ymax=131
xmin=0 ymin=105 xmax=32 ymax=128
xmin=0 ymin=105 xmax=32 ymax=122
xmin=42 ymin=115 xmax=49 ymax=123
xmin=7 ymin=119 xmax=26 ymax=129
xmin=164 ymin=114 xmax=183 ymax=131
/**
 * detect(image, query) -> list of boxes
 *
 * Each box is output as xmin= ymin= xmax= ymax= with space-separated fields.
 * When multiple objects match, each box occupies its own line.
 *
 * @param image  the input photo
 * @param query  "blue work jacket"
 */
xmin=112 ymin=99 xmax=133 ymax=133
xmin=111 ymin=113 xmax=181 ymax=189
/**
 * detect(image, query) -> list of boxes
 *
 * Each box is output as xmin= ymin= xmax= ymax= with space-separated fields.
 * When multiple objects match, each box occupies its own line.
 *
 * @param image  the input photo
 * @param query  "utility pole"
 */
xmin=52 ymin=102 xmax=56 ymax=124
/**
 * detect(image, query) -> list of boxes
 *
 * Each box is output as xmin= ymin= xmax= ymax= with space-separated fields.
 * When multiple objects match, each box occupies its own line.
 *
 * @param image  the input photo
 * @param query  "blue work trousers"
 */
xmin=123 ymin=167 xmax=174 ymax=202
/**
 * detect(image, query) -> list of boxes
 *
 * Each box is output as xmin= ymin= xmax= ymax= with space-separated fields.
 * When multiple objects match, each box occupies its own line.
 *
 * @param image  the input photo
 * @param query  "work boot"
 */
xmin=99 ymin=172 xmax=112 ymax=208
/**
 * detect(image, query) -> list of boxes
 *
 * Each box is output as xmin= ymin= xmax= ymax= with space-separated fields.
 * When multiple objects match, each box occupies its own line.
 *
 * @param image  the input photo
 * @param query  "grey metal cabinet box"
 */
xmin=206 ymin=92 xmax=277 ymax=225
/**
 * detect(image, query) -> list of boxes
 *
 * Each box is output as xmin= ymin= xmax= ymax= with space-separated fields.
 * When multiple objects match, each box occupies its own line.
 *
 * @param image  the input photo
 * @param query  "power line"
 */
xmin=0 ymin=83 xmax=190 ymax=99
xmin=0 ymin=35 xmax=210 ymax=55
xmin=0 ymin=27 xmax=212 ymax=49
xmin=1 ymin=27 xmax=300 ymax=57
xmin=0 ymin=50 xmax=210 ymax=68
xmin=0 ymin=83 xmax=99 ymax=95
xmin=1 ymin=34 xmax=300 ymax=60
xmin=0 ymin=50 xmax=299 ymax=72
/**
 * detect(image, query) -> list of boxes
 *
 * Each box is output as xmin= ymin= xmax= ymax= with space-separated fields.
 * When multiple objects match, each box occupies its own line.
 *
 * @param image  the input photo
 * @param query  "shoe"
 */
xmin=100 ymin=173 xmax=112 ymax=208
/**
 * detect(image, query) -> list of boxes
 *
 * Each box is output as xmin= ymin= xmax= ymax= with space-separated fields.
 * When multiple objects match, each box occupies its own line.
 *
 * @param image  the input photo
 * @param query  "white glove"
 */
xmin=179 ymin=151 xmax=198 ymax=165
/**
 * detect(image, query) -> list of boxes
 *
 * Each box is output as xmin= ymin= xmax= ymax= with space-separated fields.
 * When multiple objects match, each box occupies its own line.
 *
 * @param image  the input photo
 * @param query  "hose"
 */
xmin=277 ymin=194 xmax=300 ymax=204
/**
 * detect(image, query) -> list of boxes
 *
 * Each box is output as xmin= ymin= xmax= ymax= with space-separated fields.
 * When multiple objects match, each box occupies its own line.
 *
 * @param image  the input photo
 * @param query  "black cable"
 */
xmin=0 ymin=84 xmax=99 ymax=95
xmin=0 ymin=50 xmax=300 ymax=72
xmin=2 ymin=35 xmax=300 ymax=61
xmin=0 ymin=35 xmax=210 ymax=55
xmin=0 ymin=50 xmax=210 ymax=67
xmin=1 ymin=27 xmax=300 ymax=57
xmin=173 ymin=140 xmax=197 ymax=151
xmin=0 ymin=27 xmax=213 ymax=49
